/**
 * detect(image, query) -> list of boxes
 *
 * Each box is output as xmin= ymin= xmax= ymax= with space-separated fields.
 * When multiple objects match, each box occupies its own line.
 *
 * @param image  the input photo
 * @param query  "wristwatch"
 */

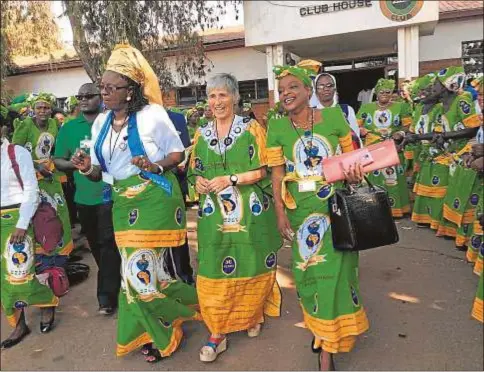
xmin=230 ymin=174 xmax=238 ymax=186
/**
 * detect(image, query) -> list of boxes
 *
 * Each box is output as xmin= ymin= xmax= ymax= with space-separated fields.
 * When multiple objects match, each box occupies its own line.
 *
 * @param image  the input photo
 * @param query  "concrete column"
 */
xmin=397 ymin=25 xmax=420 ymax=83
xmin=266 ymin=44 xmax=285 ymax=106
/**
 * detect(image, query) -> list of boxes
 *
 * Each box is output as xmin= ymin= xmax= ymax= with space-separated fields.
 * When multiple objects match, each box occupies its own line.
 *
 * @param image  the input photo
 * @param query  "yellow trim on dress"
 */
xmin=314 ymin=336 xmax=357 ymax=353
xmin=472 ymin=297 xmax=483 ymax=323
xmin=414 ymin=184 xmax=447 ymax=198
xmin=467 ymin=248 xmax=478 ymax=263
xmin=402 ymin=117 xmax=412 ymax=127
xmin=473 ymin=221 xmax=483 ymax=234
xmin=115 ymin=229 xmax=186 ymax=248
xmin=404 ymin=151 xmax=414 ymax=160
xmin=197 ymin=271 xmax=281 ymax=335
xmin=463 ymin=114 xmax=481 ymax=128
xmin=266 ymin=146 xmax=285 ymax=167
xmin=436 ymin=225 xmax=457 ymax=238
xmin=442 ymin=205 xmax=463 ymax=227
xmin=411 ymin=212 xmax=432 ymax=224
xmin=338 ymin=133 xmax=353 ymax=153
xmin=474 ymin=258 xmax=483 ymax=276
xmin=248 ymin=120 xmax=268 ymax=166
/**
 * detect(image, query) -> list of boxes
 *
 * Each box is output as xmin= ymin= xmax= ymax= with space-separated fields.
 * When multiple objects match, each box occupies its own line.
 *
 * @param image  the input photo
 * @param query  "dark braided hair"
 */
xmin=121 ymin=75 xmax=149 ymax=114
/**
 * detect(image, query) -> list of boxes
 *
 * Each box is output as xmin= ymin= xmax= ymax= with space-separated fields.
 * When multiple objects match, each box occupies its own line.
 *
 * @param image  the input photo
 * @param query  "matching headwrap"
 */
xmin=471 ymin=75 xmax=483 ymax=92
xmin=273 ymin=59 xmax=322 ymax=87
xmin=195 ymin=101 xmax=207 ymax=110
xmin=66 ymin=96 xmax=79 ymax=113
xmin=186 ymin=107 xmax=198 ymax=120
xmin=27 ymin=92 xmax=56 ymax=107
xmin=409 ymin=73 xmax=436 ymax=99
xmin=11 ymin=93 xmax=28 ymax=105
xmin=105 ymin=44 xmax=163 ymax=105
xmin=436 ymin=66 xmax=466 ymax=92
xmin=374 ymin=78 xmax=396 ymax=94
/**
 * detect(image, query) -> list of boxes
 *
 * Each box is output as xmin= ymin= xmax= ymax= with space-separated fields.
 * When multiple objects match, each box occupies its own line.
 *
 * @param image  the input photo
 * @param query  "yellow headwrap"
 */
xmin=273 ymin=59 xmax=322 ymax=87
xmin=105 ymin=44 xmax=163 ymax=105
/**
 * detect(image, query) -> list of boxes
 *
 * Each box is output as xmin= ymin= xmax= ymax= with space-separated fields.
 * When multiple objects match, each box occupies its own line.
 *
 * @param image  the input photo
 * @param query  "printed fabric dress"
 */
xmin=266 ymin=107 xmax=369 ymax=353
xmin=434 ymin=92 xmax=480 ymax=240
xmin=189 ymin=115 xmax=282 ymax=335
xmin=357 ymin=102 xmax=412 ymax=217
xmin=12 ymin=117 xmax=73 ymax=259
xmin=91 ymin=108 xmax=200 ymax=358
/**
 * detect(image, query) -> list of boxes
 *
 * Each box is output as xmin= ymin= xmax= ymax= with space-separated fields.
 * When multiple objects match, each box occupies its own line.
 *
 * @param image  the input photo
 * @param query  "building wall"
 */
xmin=5 ymin=67 xmax=91 ymax=98
xmin=419 ymin=17 xmax=483 ymax=62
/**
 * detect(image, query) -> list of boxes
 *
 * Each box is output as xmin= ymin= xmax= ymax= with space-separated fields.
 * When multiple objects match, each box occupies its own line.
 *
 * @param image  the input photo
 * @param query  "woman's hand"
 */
xmin=132 ymin=155 xmax=158 ymax=173
xmin=276 ymin=209 xmax=294 ymax=242
xmin=208 ymin=176 xmax=231 ymax=194
xmin=343 ymin=163 xmax=364 ymax=184
xmin=195 ymin=176 xmax=210 ymax=194
xmin=10 ymin=228 xmax=26 ymax=244
xmin=71 ymin=150 xmax=92 ymax=172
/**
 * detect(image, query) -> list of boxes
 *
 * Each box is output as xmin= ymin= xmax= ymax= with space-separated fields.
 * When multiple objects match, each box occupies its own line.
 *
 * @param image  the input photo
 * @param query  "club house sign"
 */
xmin=300 ymin=0 xmax=372 ymax=17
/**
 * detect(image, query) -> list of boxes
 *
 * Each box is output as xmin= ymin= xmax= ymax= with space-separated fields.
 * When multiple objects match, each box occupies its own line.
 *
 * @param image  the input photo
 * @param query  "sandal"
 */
xmin=199 ymin=336 xmax=227 ymax=362
xmin=141 ymin=343 xmax=153 ymax=356
xmin=247 ymin=324 xmax=262 ymax=338
xmin=145 ymin=348 xmax=163 ymax=363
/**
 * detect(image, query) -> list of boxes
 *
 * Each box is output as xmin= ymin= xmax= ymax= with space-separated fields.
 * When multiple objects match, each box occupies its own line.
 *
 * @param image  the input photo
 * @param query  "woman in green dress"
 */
xmin=71 ymin=44 xmax=200 ymax=363
xmin=190 ymin=73 xmax=282 ymax=362
xmin=1 ymin=138 xmax=59 ymax=348
xmin=267 ymin=60 xmax=368 ymax=371
xmin=11 ymin=93 xmax=73 ymax=332
xmin=357 ymin=78 xmax=412 ymax=218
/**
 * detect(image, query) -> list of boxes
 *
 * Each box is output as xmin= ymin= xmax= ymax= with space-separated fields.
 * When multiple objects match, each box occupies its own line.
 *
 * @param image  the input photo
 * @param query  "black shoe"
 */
xmin=1 ymin=327 xmax=31 ymax=349
xmin=98 ymin=305 xmax=115 ymax=316
xmin=40 ymin=311 xmax=55 ymax=334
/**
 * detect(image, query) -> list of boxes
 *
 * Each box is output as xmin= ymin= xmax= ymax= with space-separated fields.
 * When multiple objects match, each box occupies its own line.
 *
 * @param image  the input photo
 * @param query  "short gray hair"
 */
xmin=206 ymin=73 xmax=240 ymax=102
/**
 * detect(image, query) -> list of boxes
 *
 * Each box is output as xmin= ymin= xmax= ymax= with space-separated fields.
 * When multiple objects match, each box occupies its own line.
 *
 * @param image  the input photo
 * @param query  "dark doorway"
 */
xmin=331 ymin=68 xmax=385 ymax=111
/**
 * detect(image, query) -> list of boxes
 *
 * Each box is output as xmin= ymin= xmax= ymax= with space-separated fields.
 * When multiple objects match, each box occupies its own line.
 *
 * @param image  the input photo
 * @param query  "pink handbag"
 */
xmin=322 ymin=140 xmax=400 ymax=183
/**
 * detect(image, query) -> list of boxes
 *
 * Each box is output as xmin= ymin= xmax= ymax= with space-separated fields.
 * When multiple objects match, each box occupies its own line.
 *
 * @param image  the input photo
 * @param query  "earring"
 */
xmin=127 ymin=96 xmax=131 ymax=101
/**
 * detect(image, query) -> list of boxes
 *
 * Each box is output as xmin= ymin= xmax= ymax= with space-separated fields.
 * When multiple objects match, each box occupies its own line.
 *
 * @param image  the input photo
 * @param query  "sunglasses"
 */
xmin=75 ymin=94 xmax=100 ymax=100
xmin=97 ymin=84 xmax=130 ymax=95
xmin=316 ymin=83 xmax=335 ymax=90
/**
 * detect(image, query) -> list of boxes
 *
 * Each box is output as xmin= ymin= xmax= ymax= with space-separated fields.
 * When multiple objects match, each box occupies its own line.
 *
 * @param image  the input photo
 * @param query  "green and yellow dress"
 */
xmin=12 ymin=117 xmax=73 ymax=257
xmin=267 ymin=108 xmax=369 ymax=353
xmin=472 ymin=273 xmax=483 ymax=323
xmin=357 ymin=102 xmax=412 ymax=217
xmin=434 ymin=92 xmax=480 ymax=239
xmin=189 ymin=115 xmax=282 ymax=335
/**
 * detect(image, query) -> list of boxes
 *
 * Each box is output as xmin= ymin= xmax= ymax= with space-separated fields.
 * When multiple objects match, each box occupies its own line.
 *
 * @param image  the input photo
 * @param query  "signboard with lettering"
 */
xmin=300 ymin=0 xmax=372 ymax=17
xmin=379 ymin=0 xmax=424 ymax=22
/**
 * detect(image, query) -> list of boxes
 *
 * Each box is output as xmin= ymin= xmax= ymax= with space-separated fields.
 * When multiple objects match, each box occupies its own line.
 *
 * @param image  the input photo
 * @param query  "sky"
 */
xmin=51 ymin=0 xmax=244 ymax=47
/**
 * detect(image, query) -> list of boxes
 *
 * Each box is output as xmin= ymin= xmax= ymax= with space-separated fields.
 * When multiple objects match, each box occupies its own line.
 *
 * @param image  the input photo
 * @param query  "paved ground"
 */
xmin=1 ymin=211 xmax=483 ymax=371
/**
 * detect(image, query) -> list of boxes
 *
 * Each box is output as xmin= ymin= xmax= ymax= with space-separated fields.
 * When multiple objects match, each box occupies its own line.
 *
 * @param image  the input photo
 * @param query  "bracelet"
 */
xmin=79 ymin=164 xmax=94 ymax=176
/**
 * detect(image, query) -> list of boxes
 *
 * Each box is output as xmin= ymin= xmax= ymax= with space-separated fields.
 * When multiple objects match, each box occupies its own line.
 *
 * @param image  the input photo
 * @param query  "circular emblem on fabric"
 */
xmin=459 ymin=100 xmax=471 ymax=115
xmin=194 ymin=157 xmax=204 ymax=172
xmin=129 ymin=209 xmax=139 ymax=226
xmin=470 ymin=194 xmax=479 ymax=206
xmin=248 ymin=144 xmax=255 ymax=160
xmin=373 ymin=170 xmax=381 ymax=177
xmin=249 ymin=192 xmax=263 ymax=216
xmin=265 ymin=252 xmax=276 ymax=269
xmin=158 ymin=316 xmax=172 ymax=328
xmin=293 ymin=134 xmax=332 ymax=178
xmin=14 ymin=300 xmax=28 ymax=309
xmin=462 ymin=224 xmax=469 ymax=234
xmin=35 ymin=132 xmax=55 ymax=160
xmin=453 ymin=198 xmax=460 ymax=209
xmin=316 ymin=185 xmax=333 ymax=200
xmin=262 ymin=194 xmax=270 ymax=211
xmin=350 ymin=286 xmax=359 ymax=306
xmin=471 ymin=235 xmax=481 ymax=249
xmin=234 ymin=127 xmax=242 ymax=134
xmin=361 ymin=113 xmax=367 ymax=120
xmin=175 ymin=207 xmax=183 ymax=226
xmin=243 ymin=117 xmax=251 ymax=123
xmin=380 ymin=0 xmax=424 ymax=22
xmin=57 ymin=238 xmax=64 ymax=248
xmin=210 ymin=139 xmax=218 ymax=146
xmin=1 ymin=214 xmax=12 ymax=220
xmin=431 ymin=176 xmax=440 ymax=186
xmin=374 ymin=109 xmax=392 ymax=129
xmin=480 ymin=243 xmax=484 ymax=256
xmin=205 ymin=130 xmax=212 ymax=137
xmin=53 ymin=193 xmax=64 ymax=206
xmin=25 ymin=142 xmax=33 ymax=152
xmin=197 ymin=206 xmax=203 ymax=219
xmin=222 ymin=256 xmax=236 ymax=275
xmin=388 ymin=197 xmax=395 ymax=207
xmin=224 ymin=137 xmax=233 ymax=146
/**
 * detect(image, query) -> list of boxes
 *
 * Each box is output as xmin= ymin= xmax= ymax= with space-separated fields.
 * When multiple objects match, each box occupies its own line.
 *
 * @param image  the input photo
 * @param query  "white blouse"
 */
xmin=90 ymin=104 xmax=185 ymax=180
xmin=1 ymin=140 xmax=40 ymax=229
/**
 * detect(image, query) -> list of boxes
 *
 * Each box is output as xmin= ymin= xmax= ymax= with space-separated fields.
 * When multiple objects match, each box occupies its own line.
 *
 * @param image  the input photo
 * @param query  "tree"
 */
xmin=63 ymin=1 xmax=241 ymax=89
xmin=1 ymin=1 xmax=62 ymax=100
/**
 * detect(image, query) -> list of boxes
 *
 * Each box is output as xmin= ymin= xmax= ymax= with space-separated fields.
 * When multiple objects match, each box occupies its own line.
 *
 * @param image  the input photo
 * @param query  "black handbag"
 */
xmin=329 ymin=178 xmax=399 ymax=251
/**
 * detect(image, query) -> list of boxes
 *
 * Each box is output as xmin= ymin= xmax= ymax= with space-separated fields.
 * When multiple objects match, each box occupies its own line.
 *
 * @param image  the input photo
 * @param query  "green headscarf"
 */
xmin=27 ymin=92 xmax=56 ymax=107
xmin=374 ymin=78 xmax=396 ymax=94
xmin=195 ymin=101 xmax=206 ymax=110
xmin=409 ymin=73 xmax=436 ymax=99
xmin=11 ymin=93 xmax=28 ymax=105
xmin=436 ymin=66 xmax=466 ymax=92
xmin=273 ymin=59 xmax=321 ymax=88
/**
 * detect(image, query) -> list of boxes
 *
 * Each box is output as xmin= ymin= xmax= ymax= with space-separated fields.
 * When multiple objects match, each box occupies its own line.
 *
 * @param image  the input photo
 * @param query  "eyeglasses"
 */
xmin=316 ymin=83 xmax=335 ymax=90
xmin=97 ymin=84 xmax=129 ymax=95
xmin=75 ymin=94 xmax=100 ymax=100
xmin=379 ymin=90 xmax=393 ymax=95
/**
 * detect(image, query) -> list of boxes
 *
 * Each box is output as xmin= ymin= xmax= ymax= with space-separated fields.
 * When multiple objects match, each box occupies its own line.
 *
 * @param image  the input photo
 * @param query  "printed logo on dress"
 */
xmin=175 ymin=207 xmax=183 ymax=226
xmin=53 ymin=193 xmax=64 ymax=206
xmin=265 ymin=252 xmax=276 ymax=269
xmin=262 ymin=194 xmax=270 ymax=211
xmin=243 ymin=117 xmax=251 ymax=123
xmin=453 ymin=198 xmax=460 ymax=209
xmin=35 ymin=132 xmax=55 ymax=160
xmin=248 ymin=144 xmax=255 ymax=160
xmin=393 ymin=114 xmax=401 ymax=127
xmin=202 ymin=195 xmax=215 ymax=216
xmin=463 ymin=224 xmax=469 ymax=234
xmin=470 ymin=194 xmax=479 ymax=206
xmin=316 ymin=185 xmax=332 ymax=200
xmin=136 ymin=254 xmax=151 ymax=285
xmin=431 ymin=176 xmax=440 ymax=186
xmin=6 ymin=236 xmax=34 ymax=284
xmin=296 ymin=214 xmax=329 ymax=271
xmin=1 ymin=214 xmax=12 ymax=220
xmin=129 ymin=209 xmax=139 ymax=226
xmin=388 ymin=197 xmax=396 ymax=207
xmin=210 ymin=138 xmax=218 ymax=146
xmin=350 ymin=286 xmax=359 ymax=306
xmin=57 ymin=238 xmax=64 ymax=248
xmin=471 ymin=235 xmax=481 ymax=249
xmin=158 ymin=316 xmax=172 ymax=328
xmin=14 ymin=300 xmax=28 ymax=309
xmin=313 ymin=293 xmax=318 ymax=314
xmin=25 ymin=142 xmax=33 ymax=152
xmin=194 ymin=157 xmax=204 ymax=172
xmin=372 ymin=170 xmax=381 ymax=177
xmin=249 ymin=192 xmax=263 ymax=216
xmin=222 ymin=256 xmax=236 ymax=275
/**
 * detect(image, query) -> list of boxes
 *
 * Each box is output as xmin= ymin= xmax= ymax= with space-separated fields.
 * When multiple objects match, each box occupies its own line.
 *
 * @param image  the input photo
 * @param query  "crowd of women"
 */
xmin=0 ymin=43 xmax=482 ymax=371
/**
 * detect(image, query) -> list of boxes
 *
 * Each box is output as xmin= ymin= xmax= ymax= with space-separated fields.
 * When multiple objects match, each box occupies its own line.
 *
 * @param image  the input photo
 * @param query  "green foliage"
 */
xmin=63 ymin=0 xmax=241 ymax=89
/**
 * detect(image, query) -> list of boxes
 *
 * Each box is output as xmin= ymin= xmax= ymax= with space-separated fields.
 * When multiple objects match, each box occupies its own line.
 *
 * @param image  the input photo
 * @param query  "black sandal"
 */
xmin=140 ymin=343 xmax=153 ymax=356
xmin=145 ymin=348 xmax=163 ymax=363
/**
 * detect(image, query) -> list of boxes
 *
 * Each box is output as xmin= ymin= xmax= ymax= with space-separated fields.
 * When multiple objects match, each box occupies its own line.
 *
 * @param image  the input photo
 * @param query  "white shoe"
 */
xmin=247 ymin=324 xmax=262 ymax=338
xmin=199 ymin=336 xmax=227 ymax=362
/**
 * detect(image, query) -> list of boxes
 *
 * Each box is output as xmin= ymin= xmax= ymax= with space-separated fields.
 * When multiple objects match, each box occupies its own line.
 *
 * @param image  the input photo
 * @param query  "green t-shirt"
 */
xmin=54 ymin=114 xmax=105 ymax=206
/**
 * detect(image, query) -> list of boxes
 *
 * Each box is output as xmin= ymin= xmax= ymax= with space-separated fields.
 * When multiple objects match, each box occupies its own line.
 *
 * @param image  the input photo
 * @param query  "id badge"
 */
xmin=298 ymin=180 xmax=316 ymax=193
xmin=102 ymin=172 xmax=114 ymax=185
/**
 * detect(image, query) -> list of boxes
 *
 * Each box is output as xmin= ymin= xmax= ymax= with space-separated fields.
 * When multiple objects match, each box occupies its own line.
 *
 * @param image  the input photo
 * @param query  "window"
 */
xmin=177 ymin=85 xmax=206 ymax=106
xmin=238 ymin=79 xmax=269 ymax=101
xmin=462 ymin=40 xmax=483 ymax=75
